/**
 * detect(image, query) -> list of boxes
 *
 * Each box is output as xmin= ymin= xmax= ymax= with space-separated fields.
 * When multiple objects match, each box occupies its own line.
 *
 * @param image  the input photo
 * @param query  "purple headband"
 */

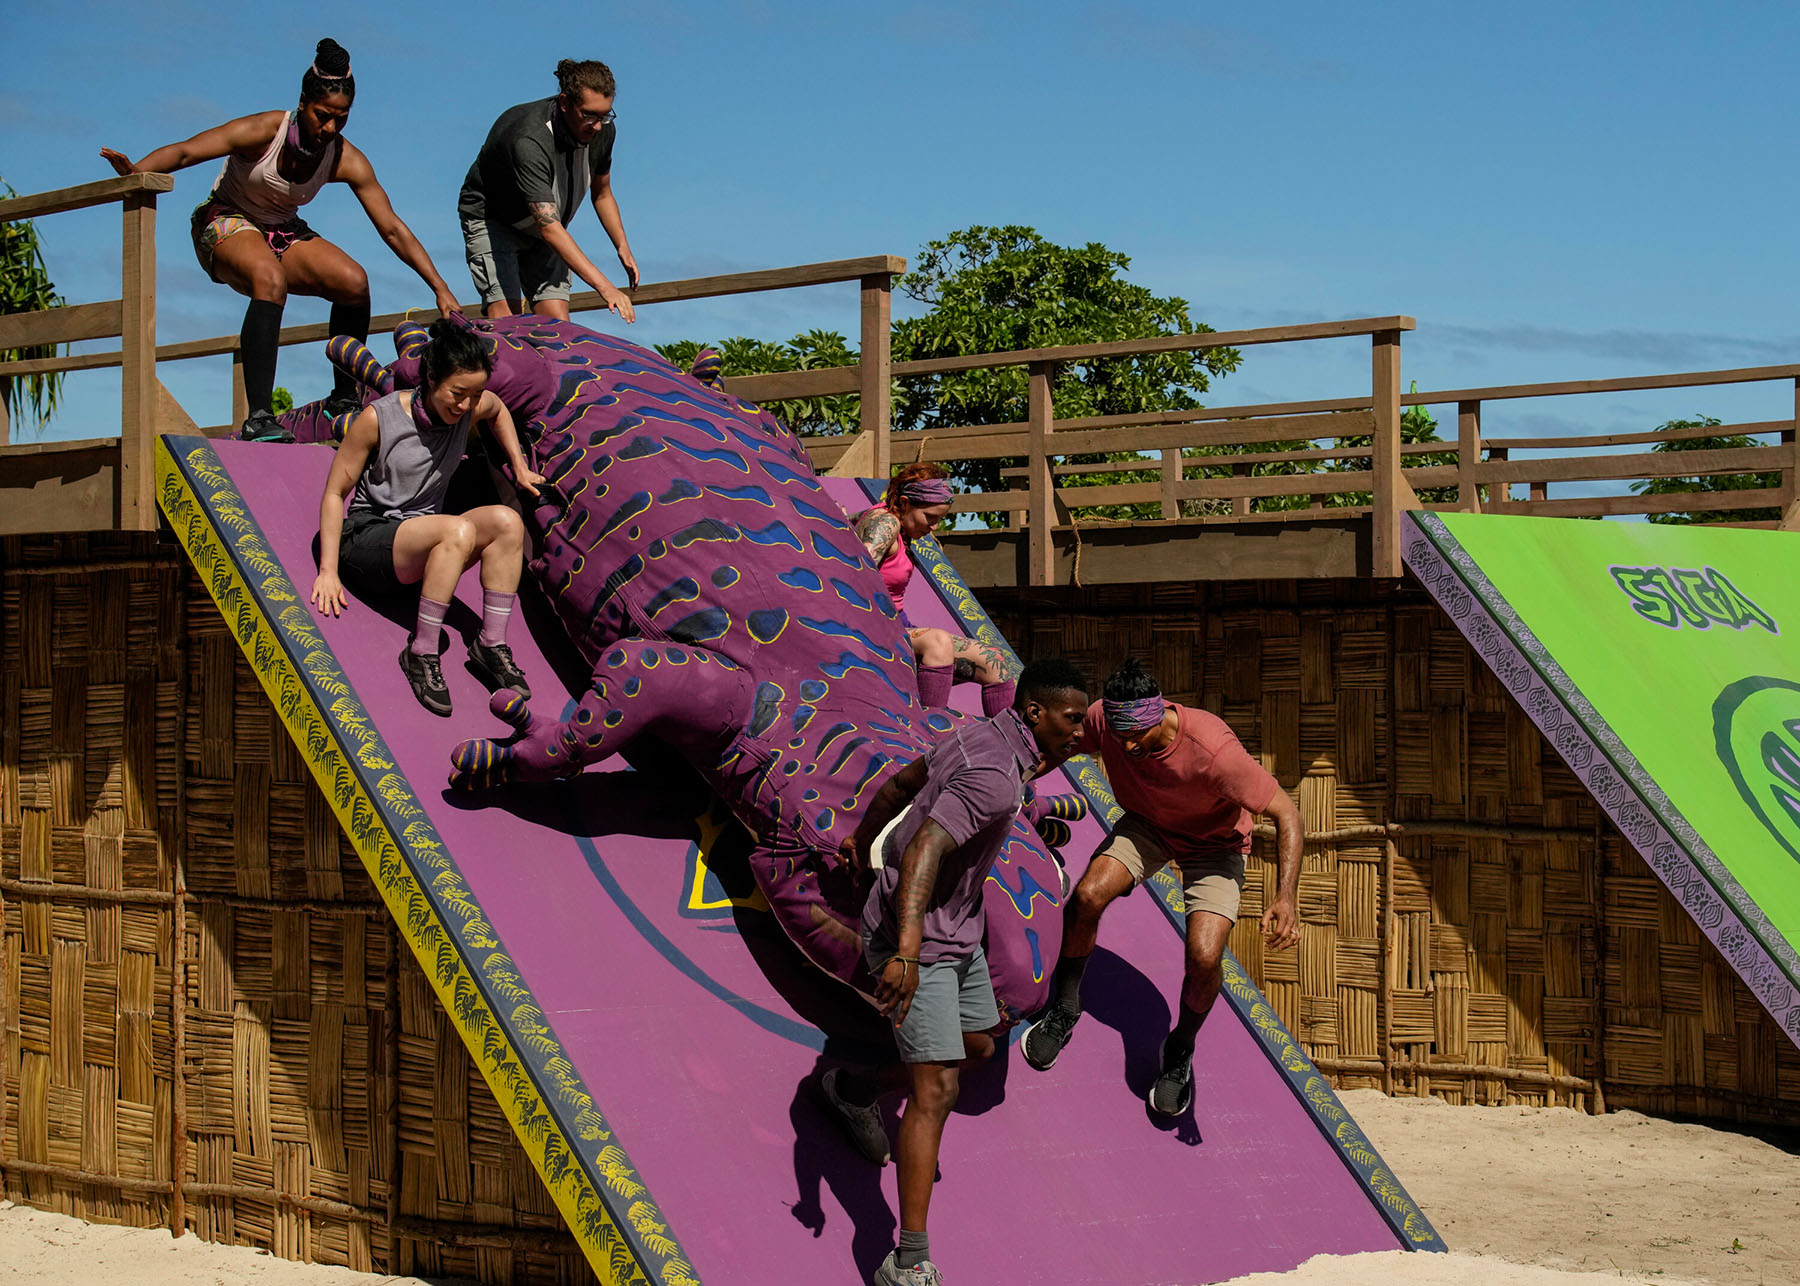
xmin=1103 ymin=696 xmax=1166 ymax=734
xmin=899 ymin=477 xmax=953 ymax=506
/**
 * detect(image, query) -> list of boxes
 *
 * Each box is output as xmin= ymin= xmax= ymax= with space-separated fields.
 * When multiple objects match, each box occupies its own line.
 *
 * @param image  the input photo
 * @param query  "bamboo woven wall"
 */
xmin=980 ymin=579 xmax=1800 ymax=1126
xmin=0 ymin=533 xmax=183 ymax=1229
xmin=6 ymin=542 xmax=1797 ymax=1280
xmin=1 ymin=536 xmax=585 ymax=1282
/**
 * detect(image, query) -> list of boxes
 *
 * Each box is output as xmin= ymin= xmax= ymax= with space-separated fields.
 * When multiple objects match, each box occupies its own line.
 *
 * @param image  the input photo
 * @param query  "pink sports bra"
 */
xmin=862 ymin=506 xmax=913 ymax=614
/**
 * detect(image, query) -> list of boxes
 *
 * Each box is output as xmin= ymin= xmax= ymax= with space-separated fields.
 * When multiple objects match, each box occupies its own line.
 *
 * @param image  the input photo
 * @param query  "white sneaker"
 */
xmin=871 ymin=1250 xmax=944 ymax=1285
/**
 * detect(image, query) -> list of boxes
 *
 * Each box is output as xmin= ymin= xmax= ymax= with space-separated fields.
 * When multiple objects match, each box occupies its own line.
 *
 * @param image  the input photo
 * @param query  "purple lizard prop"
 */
xmin=281 ymin=316 xmax=1083 ymax=1022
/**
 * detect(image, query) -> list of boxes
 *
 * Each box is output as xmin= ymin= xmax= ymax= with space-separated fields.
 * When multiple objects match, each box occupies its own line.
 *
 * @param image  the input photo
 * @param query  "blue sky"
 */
xmin=5 ymin=0 xmax=1796 ymax=446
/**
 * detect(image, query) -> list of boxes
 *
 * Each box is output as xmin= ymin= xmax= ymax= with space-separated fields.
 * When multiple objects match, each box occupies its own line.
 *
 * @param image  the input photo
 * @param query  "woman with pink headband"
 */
xmin=853 ymin=462 xmax=1017 ymax=713
xmin=101 ymin=38 xmax=462 ymax=443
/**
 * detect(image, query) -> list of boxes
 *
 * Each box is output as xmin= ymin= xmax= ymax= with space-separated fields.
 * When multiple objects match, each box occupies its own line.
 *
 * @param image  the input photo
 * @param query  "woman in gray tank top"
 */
xmin=311 ymin=321 xmax=545 ymax=717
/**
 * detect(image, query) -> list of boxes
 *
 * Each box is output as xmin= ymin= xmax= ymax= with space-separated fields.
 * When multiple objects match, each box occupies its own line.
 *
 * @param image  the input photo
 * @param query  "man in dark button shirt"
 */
xmin=821 ymin=658 xmax=1089 ymax=1286
xmin=458 ymin=58 xmax=638 ymax=322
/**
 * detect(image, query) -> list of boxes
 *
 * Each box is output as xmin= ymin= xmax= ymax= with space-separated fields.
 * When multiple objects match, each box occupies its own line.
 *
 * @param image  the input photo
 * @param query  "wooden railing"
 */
xmin=0 ymin=174 xmax=173 ymax=530
xmin=1409 ymin=368 xmax=1800 ymax=525
xmin=781 ymin=347 xmax=1800 ymax=584
xmin=4 ymin=174 xmax=1795 ymax=578
xmin=775 ymin=317 xmax=1418 ymax=575
xmin=0 ymin=175 xmax=902 ymax=533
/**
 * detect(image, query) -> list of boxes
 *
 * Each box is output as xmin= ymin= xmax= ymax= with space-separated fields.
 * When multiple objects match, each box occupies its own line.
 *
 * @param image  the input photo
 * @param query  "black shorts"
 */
xmin=338 ymin=510 xmax=407 ymax=600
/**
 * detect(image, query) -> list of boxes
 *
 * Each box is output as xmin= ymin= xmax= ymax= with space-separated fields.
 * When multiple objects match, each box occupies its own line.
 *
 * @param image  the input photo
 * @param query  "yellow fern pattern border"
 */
xmin=157 ymin=439 xmax=701 ymax=1286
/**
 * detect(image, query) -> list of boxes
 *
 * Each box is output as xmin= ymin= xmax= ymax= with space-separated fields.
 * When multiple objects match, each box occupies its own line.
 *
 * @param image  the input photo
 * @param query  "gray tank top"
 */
xmin=349 ymin=391 xmax=473 ymax=519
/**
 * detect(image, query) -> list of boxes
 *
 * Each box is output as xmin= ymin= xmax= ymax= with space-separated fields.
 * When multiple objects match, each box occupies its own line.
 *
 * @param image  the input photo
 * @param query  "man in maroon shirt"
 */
xmin=1021 ymin=658 xmax=1303 ymax=1116
xmin=821 ymin=658 xmax=1089 ymax=1286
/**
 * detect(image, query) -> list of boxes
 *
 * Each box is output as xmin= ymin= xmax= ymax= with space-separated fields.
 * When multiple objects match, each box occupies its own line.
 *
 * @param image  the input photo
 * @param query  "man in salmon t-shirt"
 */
xmin=1020 ymin=658 xmax=1303 ymax=1115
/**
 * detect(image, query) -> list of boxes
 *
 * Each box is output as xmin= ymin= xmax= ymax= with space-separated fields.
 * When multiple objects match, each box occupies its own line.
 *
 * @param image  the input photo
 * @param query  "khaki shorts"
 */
xmin=1101 ymin=812 xmax=1246 ymax=922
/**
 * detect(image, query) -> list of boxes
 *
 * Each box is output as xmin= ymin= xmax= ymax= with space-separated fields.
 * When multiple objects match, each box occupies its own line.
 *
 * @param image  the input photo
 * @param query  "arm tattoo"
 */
xmin=895 ymin=860 xmax=935 ymax=936
xmin=894 ymin=832 xmax=946 ymax=941
xmin=948 ymin=634 xmax=1016 ymax=681
xmin=529 ymin=201 xmax=560 ymax=230
xmin=855 ymin=509 xmax=900 ymax=564
xmin=890 ymin=818 xmax=955 ymax=952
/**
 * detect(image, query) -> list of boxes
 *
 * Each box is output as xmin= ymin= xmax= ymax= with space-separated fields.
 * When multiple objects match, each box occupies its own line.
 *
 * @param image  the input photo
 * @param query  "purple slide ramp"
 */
xmin=157 ymin=434 xmax=1439 ymax=1286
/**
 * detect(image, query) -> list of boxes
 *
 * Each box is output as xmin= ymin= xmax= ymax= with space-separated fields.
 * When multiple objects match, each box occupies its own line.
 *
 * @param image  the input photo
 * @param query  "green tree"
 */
xmin=1630 ymin=416 xmax=1781 ymax=524
xmin=659 ymin=225 xmax=1240 ymax=522
xmin=658 ymin=331 xmax=859 ymax=436
xmin=0 ymin=179 xmax=69 ymax=433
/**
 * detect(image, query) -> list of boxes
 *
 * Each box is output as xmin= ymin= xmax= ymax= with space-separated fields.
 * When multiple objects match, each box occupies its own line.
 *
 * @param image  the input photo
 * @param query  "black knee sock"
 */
xmin=1052 ymin=951 xmax=1091 ymax=1013
xmin=838 ymin=1068 xmax=878 ymax=1108
xmin=1168 ymin=1000 xmax=1209 ymax=1057
xmin=328 ymin=300 xmax=372 ymax=400
xmin=239 ymin=299 xmax=284 ymax=416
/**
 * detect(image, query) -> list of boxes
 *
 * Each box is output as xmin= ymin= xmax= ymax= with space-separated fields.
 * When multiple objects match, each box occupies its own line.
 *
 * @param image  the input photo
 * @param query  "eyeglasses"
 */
xmin=574 ymin=105 xmax=616 ymax=126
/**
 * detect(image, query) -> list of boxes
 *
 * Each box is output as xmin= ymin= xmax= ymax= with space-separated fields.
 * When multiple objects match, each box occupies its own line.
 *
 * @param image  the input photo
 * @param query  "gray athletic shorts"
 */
xmin=863 ymin=925 xmax=1001 ymax=1064
xmin=461 ymin=216 xmax=571 ymax=307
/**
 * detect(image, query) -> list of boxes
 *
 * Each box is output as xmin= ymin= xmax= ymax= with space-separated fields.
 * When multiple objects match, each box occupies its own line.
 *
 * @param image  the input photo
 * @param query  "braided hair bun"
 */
xmin=301 ymin=39 xmax=355 ymax=103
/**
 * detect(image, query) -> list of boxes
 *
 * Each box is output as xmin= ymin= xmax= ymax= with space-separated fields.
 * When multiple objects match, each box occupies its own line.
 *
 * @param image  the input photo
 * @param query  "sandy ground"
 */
xmin=1221 ymin=1090 xmax=1800 ymax=1286
xmin=3 ymin=1089 xmax=1797 ymax=1285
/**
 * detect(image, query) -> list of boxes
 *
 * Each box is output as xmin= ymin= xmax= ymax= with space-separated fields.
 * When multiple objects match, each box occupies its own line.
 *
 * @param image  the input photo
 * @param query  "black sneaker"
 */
xmin=1020 ymin=1004 xmax=1081 ymax=1072
xmin=239 ymin=409 xmax=293 ymax=444
xmin=813 ymin=1067 xmax=889 ymax=1166
xmin=322 ymin=392 xmax=363 ymax=420
xmin=398 ymin=647 xmax=453 ymax=717
xmin=1147 ymin=1037 xmax=1194 ymax=1116
xmin=467 ymin=639 xmax=531 ymax=698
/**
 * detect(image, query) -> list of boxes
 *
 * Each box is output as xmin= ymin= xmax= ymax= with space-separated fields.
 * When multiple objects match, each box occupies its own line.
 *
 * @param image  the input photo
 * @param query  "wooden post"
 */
xmin=1231 ymin=461 xmax=1252 ymax=516
xmin=120 ymin=191 xmax=158 ymax=530
xmin=231 ymin=351 xmax=249 ymax=432
xmin=1159 ymin=448 xmax=1181 ymax=519
xmin=1591 ymin=815 xmax=1608 ymax=1115
xmin=1027 ymin=361 xmax=1055 ymax=586
xmin=1369 ymin=330 xmax=1406 ymax=576
xmin=1380 ymin=837 xmax=1396 ymax=1097
xmin=170 ymin=867 xmax=188 ymax=1235
xmin=170 ymin=574 xmax=190 ymax=1237
xmin=859 ymin=273 xmax=892 ymax=481
xmin=1487 ymin=445 xmax=1511 ymax=511
xmin=1781 ymin=379 xmax=1800 ymax=531
xmin=1529 ymin=480 xmax=1548 ymax=502
xmin=1457 ymin=400 xmax=1483 ymax=513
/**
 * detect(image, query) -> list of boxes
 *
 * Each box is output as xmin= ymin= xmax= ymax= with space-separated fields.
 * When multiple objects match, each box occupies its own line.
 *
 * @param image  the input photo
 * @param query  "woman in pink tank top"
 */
xmin=101 ymin=39 xmax=462 ymax=443
xmin=854 ymin=462 xmax=1018 ymax=714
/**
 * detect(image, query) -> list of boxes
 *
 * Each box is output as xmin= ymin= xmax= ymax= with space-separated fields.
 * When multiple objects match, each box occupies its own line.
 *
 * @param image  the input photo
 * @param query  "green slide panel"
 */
xmin=1403 ymin=512 xmax=1800 ymax=1048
